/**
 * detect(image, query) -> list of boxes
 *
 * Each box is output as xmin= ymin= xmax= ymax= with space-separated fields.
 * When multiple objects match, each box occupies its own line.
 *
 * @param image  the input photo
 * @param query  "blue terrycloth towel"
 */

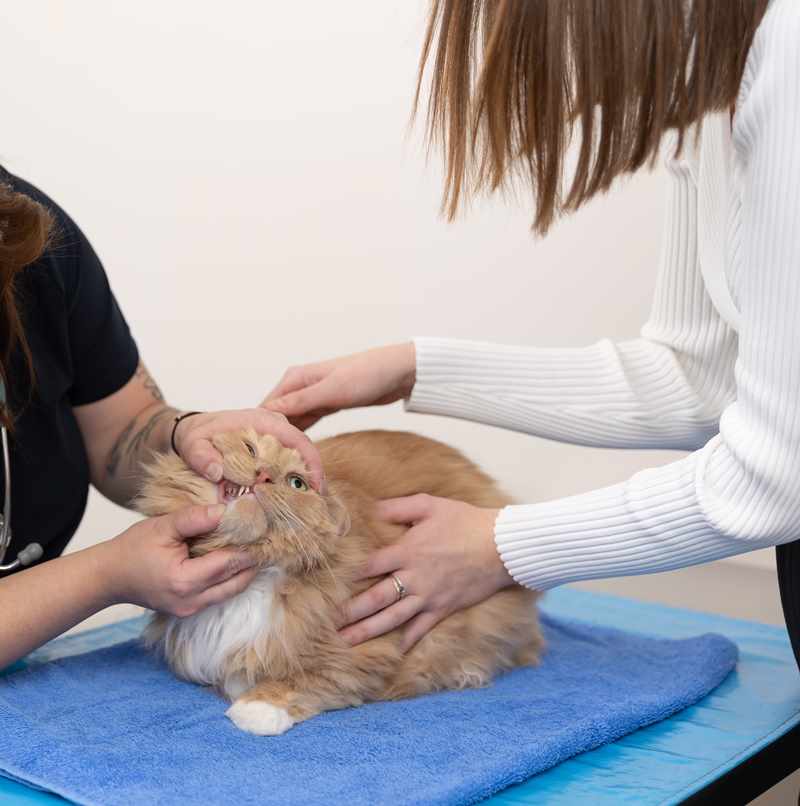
xmin=0 ymin=611 xmax=737 ymax=806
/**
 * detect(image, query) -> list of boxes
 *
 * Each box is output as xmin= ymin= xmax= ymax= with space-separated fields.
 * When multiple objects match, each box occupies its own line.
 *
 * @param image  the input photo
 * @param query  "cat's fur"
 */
xmin=138 ymin=429 xmax=542 ymax=735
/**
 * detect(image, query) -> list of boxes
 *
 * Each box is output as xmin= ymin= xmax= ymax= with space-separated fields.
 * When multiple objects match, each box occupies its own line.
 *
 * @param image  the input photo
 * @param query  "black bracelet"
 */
xmin=171 ymin=411 xmax=203 ymax=455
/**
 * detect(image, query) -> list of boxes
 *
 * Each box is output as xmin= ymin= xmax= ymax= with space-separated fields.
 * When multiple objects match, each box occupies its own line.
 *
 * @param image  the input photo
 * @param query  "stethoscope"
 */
xmin=0 ymin=379 xmax=43 ymax=573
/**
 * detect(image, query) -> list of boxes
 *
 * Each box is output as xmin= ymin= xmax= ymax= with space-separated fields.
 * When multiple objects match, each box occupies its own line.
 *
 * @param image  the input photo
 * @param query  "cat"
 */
xmin=137 ymin=429 xmax=542 ymax=736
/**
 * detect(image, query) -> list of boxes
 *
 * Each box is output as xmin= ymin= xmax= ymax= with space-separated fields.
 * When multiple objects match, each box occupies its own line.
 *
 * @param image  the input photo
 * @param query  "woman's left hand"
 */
xmin=173 ymin=408 xmax=326 ymax=492
xmin=339 ymin=495 xmax=513 ymax=651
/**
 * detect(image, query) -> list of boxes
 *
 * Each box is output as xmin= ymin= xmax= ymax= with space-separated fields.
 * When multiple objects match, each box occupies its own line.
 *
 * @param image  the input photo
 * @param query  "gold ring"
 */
xmin=390 ymin=573 xmax=407 ymax=602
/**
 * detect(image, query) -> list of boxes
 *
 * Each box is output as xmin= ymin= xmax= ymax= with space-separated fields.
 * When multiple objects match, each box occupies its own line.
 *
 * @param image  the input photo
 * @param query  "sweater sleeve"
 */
xmin=493 ymin=0 xmax=800 ymax=590
xmin=406 ymin=139 xmax=737 ymax=453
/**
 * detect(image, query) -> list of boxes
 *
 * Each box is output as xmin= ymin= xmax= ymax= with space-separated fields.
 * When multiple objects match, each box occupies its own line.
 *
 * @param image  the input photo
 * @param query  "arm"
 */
xmin=0 ymin=542 xmax=115 ymax=669
xmin=406 ymin=136 xmax=736 ymax=452
xmin=0 ymin=505 xmax=257 ymax=670
xmin=73 ymin=362 xmax=178 ymax=506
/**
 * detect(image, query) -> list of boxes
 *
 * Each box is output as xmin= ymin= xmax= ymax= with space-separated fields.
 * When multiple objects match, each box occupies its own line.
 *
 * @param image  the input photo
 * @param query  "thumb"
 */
xmin=164 ymin=504 xmax=227 ymax=541
xmin=181 ymin=546 xmax=257 ymax=589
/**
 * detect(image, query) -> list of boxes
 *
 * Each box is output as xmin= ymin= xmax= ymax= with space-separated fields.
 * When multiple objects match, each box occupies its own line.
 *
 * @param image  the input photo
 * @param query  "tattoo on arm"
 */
xmin=105 ymin=406 xmax=177 ymax=479
xmin=105 ymin=361 xmax=171 ymax=480
xmin=105 ymin=418 xmax=136 ymax=478
xmin=135 ymin=363 xmax=164 ymax=403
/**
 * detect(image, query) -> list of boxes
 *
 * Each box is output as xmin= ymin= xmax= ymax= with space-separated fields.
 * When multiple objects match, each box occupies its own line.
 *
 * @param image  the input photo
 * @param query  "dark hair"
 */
xmin=416 ymin=0 xmax=769 ymax=235
xmin=0 ymin=182 xmax=53 ymax=428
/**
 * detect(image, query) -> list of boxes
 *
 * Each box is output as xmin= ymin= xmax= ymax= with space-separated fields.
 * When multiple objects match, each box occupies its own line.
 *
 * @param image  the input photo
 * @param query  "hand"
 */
xmin=262 ymin=342 xmax=416 ymax=430
xmin=172 ymin=408 xmax=325 ymax=492
xmin=339 ymin=495 xmax=513 ymax=652
xmin=104 ymin=504 xmax=258 ymax=618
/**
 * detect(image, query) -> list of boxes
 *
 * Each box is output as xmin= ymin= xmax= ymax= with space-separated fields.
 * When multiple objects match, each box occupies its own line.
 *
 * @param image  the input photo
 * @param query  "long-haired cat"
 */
xmin=137 ymin=429 xmax=542 ymax=735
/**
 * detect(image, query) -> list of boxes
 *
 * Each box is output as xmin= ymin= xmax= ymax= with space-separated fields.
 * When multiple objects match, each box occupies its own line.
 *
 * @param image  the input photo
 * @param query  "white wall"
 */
xmin=2 ymin=0 xmax=773 ymax=615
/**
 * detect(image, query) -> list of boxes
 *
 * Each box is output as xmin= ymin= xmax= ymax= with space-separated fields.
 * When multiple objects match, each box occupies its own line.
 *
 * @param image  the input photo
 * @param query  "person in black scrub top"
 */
xmin=0 ymin=169 xmax=325 ymax=669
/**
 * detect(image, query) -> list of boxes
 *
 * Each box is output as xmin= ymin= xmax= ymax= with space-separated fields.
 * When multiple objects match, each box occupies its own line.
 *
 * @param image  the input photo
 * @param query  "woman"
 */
xmin=0 ymin=169 xmax=325 ymax=670
xmin=266 ymin=0 xmax=800 ymax=662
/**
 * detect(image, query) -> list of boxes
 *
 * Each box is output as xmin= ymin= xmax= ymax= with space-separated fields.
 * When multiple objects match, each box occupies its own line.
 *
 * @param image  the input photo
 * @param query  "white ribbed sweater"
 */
xmin=406 ymin=0 xmax=800 ymax=591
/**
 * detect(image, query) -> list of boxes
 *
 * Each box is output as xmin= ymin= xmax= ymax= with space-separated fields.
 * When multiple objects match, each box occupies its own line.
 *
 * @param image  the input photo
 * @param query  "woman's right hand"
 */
xmin=262 ymin=342 xmax=416 ymax=430
xmin=104 ymin=504 xmax=257 ymax=617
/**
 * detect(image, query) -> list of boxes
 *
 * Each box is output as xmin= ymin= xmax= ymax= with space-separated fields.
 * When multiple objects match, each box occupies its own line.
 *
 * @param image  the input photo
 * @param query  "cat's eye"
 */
xmin=244 ymin=441 xmax=256 ymax=458
xmin=287 ymin=474 xmax=308 ymax=492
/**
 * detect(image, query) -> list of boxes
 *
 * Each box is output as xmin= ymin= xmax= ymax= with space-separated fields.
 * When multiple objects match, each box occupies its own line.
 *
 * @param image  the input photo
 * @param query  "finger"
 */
xmin=180 ymin=547 xmax=257 ymax=591
xmin=192 ymin=566 xmax=260 ymax=610
xmin=166 ymin=504 xmax=227 ymax=540
xmin=260 ymin=368 xmax=310 ymax=406
xmin=375 ymin=494 xmax=435 ymax=525
xmin=339 ymin=596 xmax=423 ymax=646
xmin=182 ymin=439 xmax=224 ymax=483
xmin=401 ymin=610 xmax=444 ymax=653
xmin=353 ymin=545 xmax=406 ymax=581
xmin=266 ymin=379 xmax=337 ymax=420
xmin=341 ymin=576 xmax=406 ymax=625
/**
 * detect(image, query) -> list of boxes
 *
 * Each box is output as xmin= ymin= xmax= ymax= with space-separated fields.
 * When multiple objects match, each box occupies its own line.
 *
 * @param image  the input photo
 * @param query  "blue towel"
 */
xmin=0 ymin=611 xmax=737 ymax=806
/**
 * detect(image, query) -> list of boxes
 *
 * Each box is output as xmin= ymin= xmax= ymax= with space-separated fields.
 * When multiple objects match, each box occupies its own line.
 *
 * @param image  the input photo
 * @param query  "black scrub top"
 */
xmin=0 ymin=168 xmax=139 ymax=574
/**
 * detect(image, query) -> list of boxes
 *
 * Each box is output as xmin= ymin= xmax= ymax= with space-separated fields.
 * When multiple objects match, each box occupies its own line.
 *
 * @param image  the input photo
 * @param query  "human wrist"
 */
xmin=125 ymin=403 xmax=179 ymax=461
xmin=396 ymin=341 xmax=417 ymax=399
xmin=170 ymin=410 xmax=203 ymax=456
xmin=153 ymin=405 xmax=180 ymax=455
xmin=79 ymin=539 xmax=129 ymax=609
xmin=90 ymin=533 xmax=138 ymax=608
xmin=479 ymin=507 xmax=513 ymax=590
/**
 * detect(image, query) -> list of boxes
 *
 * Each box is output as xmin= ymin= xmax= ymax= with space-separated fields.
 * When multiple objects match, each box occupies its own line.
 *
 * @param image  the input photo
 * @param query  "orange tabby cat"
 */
xmin=138 ymin=429 xmax=541 ymax=735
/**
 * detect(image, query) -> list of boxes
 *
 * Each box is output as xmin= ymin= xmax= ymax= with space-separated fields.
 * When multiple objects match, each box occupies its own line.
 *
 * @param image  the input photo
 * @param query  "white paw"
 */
xmin=226 ymin=700 xmax=295 ymax=736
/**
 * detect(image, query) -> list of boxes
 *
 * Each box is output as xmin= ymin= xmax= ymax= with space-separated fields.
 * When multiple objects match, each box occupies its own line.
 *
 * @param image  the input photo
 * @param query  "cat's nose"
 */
xmin=254 ymin=468 xmax=272 ymax=485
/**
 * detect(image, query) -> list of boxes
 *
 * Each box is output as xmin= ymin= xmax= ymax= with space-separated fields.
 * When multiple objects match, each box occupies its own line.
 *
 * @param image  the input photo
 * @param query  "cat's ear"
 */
xmin=324 ymin=494 xmax=351 ymax=538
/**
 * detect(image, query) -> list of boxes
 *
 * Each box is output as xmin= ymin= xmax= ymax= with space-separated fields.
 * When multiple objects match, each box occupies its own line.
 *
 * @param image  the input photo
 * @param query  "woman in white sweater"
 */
xmin=266 ymin=0 xmax=800 ymax=660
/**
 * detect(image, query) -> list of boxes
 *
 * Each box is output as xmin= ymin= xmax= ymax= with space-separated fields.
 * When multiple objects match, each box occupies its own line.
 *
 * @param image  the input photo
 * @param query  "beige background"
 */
xmin=1 ymin=1 xmax=775 ymax=629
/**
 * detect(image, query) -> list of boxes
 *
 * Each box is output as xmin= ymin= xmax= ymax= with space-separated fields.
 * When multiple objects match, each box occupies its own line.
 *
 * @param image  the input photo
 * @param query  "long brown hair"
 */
xmin=416 ymin=0 xmax=769 ymax=235
xmin=0 ymin=183 xmax=53 ymax=428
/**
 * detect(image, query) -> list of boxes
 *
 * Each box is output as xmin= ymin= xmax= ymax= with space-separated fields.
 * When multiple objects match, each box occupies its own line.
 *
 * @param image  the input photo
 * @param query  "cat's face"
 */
xmin=148 ymin=429 xmax=349 ymax=575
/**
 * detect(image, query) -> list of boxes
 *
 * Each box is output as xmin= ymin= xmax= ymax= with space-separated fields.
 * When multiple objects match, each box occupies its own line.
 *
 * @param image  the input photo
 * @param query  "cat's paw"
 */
xmin=226 ymin=700 xmax=295 ymax=736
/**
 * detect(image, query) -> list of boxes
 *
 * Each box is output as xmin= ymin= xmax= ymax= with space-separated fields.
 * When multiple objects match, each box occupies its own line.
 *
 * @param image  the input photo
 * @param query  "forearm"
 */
xmin=406 ymin=336 xmax=732 ymax=451
xmin=78 ymin=363 xmax=181 ymax=506
xmin=0 ymin=541 xmax=118 ymax=669
xmin=494 ymin=419 xmax=800 ymax=592
xmin=406 ymin=141 xmax=738 ymax=450
xmin=101 ymin=401 xmax=178 ymax=504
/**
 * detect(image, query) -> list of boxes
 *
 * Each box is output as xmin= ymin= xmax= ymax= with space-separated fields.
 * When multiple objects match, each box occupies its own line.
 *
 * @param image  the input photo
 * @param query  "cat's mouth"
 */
xmin=218 ymin=480 xmax=254 ymax=503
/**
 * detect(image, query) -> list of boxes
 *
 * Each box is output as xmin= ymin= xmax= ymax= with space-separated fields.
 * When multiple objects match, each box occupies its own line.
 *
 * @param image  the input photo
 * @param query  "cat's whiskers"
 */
xmin=275 ymin=498 xmax=305 ymax=531
xmin=272 ymin=498 xmax=315 ymax=573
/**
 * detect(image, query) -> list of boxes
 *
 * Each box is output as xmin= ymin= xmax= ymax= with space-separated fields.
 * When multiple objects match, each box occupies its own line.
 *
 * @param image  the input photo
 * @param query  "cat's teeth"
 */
xmin=221 ymin=482 xmax=253 ymax=502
